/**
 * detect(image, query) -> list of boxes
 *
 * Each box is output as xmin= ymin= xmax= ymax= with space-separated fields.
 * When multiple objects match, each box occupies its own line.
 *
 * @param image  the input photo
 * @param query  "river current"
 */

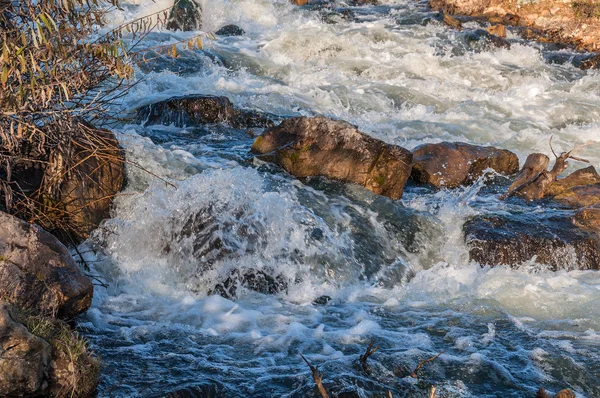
xmin=79 ymin=0 xmax=600 ymax=396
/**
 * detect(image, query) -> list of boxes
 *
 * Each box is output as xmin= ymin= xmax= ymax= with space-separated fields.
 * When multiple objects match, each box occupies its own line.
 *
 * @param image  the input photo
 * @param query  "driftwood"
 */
xmin=359 ymin=340 xmax=379 ymax=375
xmin=502 ymin=138 xmax=592 ymax=201
xmin=300 ymin=354 xmax=329 ymax=398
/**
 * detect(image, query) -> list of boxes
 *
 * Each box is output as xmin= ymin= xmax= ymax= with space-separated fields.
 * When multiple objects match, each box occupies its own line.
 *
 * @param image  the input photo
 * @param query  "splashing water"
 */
xmin=81 ymin=0 xmax=600 ymax=396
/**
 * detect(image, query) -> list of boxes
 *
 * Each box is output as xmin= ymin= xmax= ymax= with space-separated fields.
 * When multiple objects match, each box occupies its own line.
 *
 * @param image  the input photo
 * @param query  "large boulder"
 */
xmin=464 ymin=214 xmax=600 ymax=270
xmin=166 ymin=0 xmax=202 ymax=31
xmin=251 ymin=116 xmax=413 ymax=199
xmin=0 ymin=211 xmax=93 ymax=319
xmin=411 ymin=142 xmax=519 ymax=188
xmin=137 ymin=95 xmax=277 ymax=129
xmin=0 ymin=302 xmax=51 ymax=397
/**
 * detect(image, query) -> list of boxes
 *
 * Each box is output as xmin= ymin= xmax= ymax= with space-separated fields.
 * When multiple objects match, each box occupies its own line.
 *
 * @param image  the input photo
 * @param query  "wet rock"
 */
xmin=574 ymin=207 xmax=600 ymax=231
xmin=463 ymin=29 xmax=511 ymax=50
xmin=215 ymin=24 xmax=245 ymax=37
xmin=137 ymin=49 xmax=225 ymax=75
xmin=59 ymin=128 xmax=124 ymax=241
xmin=536 ymin=388 xmax=577 ymax=398
xmin=554 ymin=183 xmax=600 ymax=209
xmin=486 ymin=24 xmax=506 ymax=38
xmin=443 ymin=13 xmax=462 ymax=29
xmin=411 ymin=142 xmax=519 ymax=188
xmin=313 ymin=295 xmax=331 ymax=305
xmin=166 ymin=0 xmax=202 ymax=31
xmin=0 ymin=211 xmax=93 ymax=319
xmin=581 ymin=54 xmax=600 ymax=70
xmin=0 ymin=302 xmax=51 ymax=397
xmin=464 ymin=213 xmax=600 ymax=270
xmin=251 ymin=116 xmax=413 ymax=200
xmin=212 ymin=269 xmax=288 ymax=298
xmin=137 ymin=95 xmax=277 ymax=129
xmin=544 ymin=166 xmax=600 ymax=197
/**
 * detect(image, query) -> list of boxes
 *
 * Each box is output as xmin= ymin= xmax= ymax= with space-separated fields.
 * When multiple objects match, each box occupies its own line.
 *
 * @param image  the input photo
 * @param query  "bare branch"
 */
xmin=299 ymin=354 xmax=329 ymax=398
xmin=410 ymin=351 xmax=445 ymax=378
xmin=359 ymin=340 xmax=379 ymax=374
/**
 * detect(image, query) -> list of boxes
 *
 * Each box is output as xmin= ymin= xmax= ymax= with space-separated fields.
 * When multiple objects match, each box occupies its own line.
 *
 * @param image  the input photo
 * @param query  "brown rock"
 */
xmin=464 ymin=214 xmax=600 ymax=270
xmin=486 ymin=24 xmax=506 ymax=37
xmin=574 ymin=207 xmax=600 ymax=231
xmin=137 ymin=95 xmax=277 ymax=129
xmin=581 ymin=54 xmax=600 ymax=70
xmin=0 ymin=211 xmax=93 ymax=319
xmin=291 ymin=0 xmax=309 ymax=5
xmin=443 ymin=13 xmax=462 ymax=29
xmin=553 ymin=390 xmax=576 ymax=398
xmin=0 ymin=302 xmax=51 ymax=397
xmin=411 ymin=142 xmax=519 ymax=188
xmin=251 ymin=116 xmax=413 ymax=200
xmin=555 ymin=183 xmax=600 ymax=208
xmin=545 ymin=166 xmax=600 ymax=197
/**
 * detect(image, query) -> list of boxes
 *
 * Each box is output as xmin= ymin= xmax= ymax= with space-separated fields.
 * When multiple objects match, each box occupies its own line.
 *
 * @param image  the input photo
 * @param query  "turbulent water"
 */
xmin=79 ymin=0 xmax=600 ymax=396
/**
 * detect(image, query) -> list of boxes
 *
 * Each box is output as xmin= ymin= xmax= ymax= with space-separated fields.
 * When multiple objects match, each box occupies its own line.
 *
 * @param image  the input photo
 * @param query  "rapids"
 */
xmin=80 ymin=0 xmax=600 ymax=396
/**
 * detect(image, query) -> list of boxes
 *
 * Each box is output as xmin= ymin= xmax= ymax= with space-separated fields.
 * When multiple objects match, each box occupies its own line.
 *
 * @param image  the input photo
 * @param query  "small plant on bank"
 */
xmin=18 ymin=310 xmax=101 ymax=398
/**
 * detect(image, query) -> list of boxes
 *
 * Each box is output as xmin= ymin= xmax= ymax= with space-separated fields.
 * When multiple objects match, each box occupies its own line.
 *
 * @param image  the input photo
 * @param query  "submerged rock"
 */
xmin=166 ymin=0 xmax=202 ymax=31
xmin=212 ymin=269 xmax=288 ymax=298
xmin=0 ymin=302 xmax=51 ymax=397
xmin=0 ymin=211 xmax=93 ymax=319
xmin=464 ymin=214 xmax=600 ymax=270
xmin=215 ymin=24 xmax=245 ymax=37
xmin=251 ymin=116 xmax=413 ymax=200
xmin=137 ymin=95 xmax=277 ymax=129
xmin=411 ymin=142 xmax=519 ymax=188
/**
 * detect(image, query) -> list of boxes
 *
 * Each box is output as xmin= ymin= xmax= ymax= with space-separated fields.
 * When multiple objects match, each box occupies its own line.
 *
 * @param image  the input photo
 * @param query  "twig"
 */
xmin=429 ymin=385 xmax=437 ymax=398
xmin=299 ymin=354 xmax=329 ymax=398
xmin=410 ymin=351 xmax=445 ymax=378
xmin=386 ymin=391 xmax=394 ymax=398
xmin=359 ymin=340 xmax=379 ymax=374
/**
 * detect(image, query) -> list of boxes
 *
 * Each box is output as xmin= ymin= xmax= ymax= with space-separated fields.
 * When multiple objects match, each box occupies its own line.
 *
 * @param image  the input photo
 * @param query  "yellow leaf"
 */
xmin=1 ymin=66 xmax=8 ymax=88
xmin=172 ymin=44 xmax=177 ymax=58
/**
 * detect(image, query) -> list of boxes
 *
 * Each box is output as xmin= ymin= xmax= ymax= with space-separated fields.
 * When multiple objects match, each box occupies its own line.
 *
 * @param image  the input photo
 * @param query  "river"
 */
xmin=79 ymin=0 xmax=600 ymax=396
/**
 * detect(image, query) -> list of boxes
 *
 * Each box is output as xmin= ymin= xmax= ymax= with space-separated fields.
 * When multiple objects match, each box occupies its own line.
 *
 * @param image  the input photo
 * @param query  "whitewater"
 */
xmin=79 ymin=0 xmax=600 ymax=396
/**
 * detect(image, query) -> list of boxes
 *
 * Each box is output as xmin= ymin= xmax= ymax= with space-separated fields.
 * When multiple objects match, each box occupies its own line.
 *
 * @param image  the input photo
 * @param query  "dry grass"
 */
xmin=18 ymin=310 xmax=101 ymax=398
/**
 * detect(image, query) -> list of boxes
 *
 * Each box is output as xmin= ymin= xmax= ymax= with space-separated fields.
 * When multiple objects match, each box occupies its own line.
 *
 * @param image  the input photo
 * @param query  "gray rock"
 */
xmin=166 ymin=0 xmax=202 ymax=31
xmin=215 ymin=24 xmax=245 ymax=37
xmin=0 ymin=212 xmax=93 ymax=319
xmin=0 ymin=302 xmax=51 ymax=397
xmin=137 ymin=95 xmax=278 ymax=129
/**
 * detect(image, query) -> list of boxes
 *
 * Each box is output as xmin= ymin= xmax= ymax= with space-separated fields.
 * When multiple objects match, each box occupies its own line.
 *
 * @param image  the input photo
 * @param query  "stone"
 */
xmin=486 ymin=24 xmax=506 ymax=37
xmin=0 ymin=302 xmax=51 ymax=397
xmin=411 ymin=142 xmax=519 ymax=188
xmin=251 ymin=116 xmax=413 ymax=200
xmin=555 ymin=183 xmax=600 ymax=208
xmin=553 ymin=389 xmax=576 ymax=398
xmin=0 ymin=211 xmax=93 ymax=319
xmin=574 ymin=207 xmax=600 ymax=231
xmin=215 ymin=24 xmax=245 ymax=37
xmin=166 ymin=0 xmax=202 ymax=31
xmin=137 ymin=95 xmax=278 ymax=129
xmin=464 ymin=214 xmax=600 ymax=270
xmin=545 ymin=166 xmax=600 ymax=197
xmin=212 ymin=269 xmax=288 ymax=298
xmin=443 ymin=13 xmax=462 ymax=29
xmin=581 ymin=54 xmax=600 ymax=70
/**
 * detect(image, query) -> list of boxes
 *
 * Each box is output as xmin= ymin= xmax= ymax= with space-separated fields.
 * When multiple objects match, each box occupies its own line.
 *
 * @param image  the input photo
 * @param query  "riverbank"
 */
xmin=430 ymin=0 xmax=600 ymax=53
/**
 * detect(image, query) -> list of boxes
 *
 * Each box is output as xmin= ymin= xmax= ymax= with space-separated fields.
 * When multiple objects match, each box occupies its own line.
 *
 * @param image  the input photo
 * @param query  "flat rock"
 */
xmin=137 ymin=95 xmax=277 ymax=129
xmin=411 ymin=142 xmax=519 ymax=188
xmin=251 ymin=116 xmax=413 ymax=199
xmin=0 ymin=212 xmax=93 ymax=319
xmin=554 ymin=183 xmax=600 ymax=208
xmin=464 ymin=213 xmax=600 ymax=270
xmin=545 ymin=166 xmax=600 ymax=197
xmin=0 ymin=302 xmax=51 ymax=397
